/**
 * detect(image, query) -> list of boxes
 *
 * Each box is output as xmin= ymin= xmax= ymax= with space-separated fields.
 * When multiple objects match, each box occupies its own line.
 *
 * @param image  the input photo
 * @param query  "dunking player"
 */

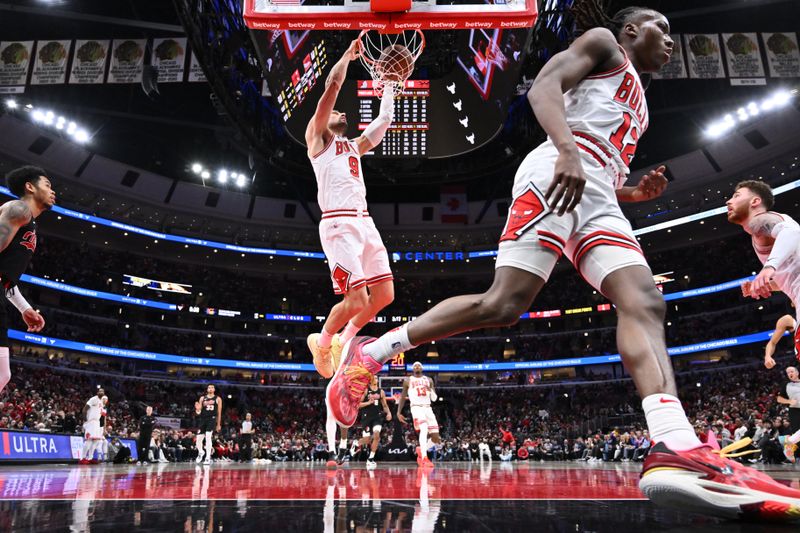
xmin=0 ymin=166 xmax=52 ymax=394
xmin=196 ymin=384 xmax=222 ymax=465
xmin=764 ymin=314 xmax=796 ymax=369
xmin=726 ymin=180 xmax=800 ymax=464
xmin=328 ymin=5 xmax=800 ymax=520
xmin=80 ymin=387 xmax=106 ymax=464
xmin=305 ymin=38 xmax=395 ymax=378
xmin=397 ymin=362 xmax=440 ymax=468
xmin=354 ymin=374 xmax=392 ymax=468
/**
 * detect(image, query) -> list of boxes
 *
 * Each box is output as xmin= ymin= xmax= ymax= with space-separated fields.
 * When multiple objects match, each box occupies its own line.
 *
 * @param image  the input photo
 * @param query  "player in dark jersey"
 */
xmin=0 ymin=166 xmax=53 ymax=394
xmin=355 ymin=375 xmax=392 ymax=468
xmin=196 ymin=384 xmax=222 ymax=465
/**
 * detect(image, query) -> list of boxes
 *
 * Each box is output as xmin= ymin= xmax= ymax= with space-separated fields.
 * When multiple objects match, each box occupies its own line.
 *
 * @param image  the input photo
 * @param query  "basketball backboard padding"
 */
xmin=371 ymin=0 xmax=411 ymax=13
xmin=243 ymin=0 xmax=537 ymax=33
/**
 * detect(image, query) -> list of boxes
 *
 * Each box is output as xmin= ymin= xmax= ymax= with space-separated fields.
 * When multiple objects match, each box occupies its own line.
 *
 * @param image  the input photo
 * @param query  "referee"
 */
xmin=780 ymin=366 xmax=800 ymax=461
xmin=138 ymin=405 xmax=155 ymax=464
xmin=240 ymin=413 xmax=255 ymax=462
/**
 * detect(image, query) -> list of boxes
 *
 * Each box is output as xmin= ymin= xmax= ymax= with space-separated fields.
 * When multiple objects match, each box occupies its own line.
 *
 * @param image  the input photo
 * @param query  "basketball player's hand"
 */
xmin=630 ymin=166 xmax=668 ymax=202
xmin=547 ymin=149 xmax=585 ymax=216
xmin=397 ymin=413 xmax=407 ymax=424
xmin=345 ymin=38 xmax=361 ymax=61
xmin=764 ymin=355 xmax=776 ymax=369
xmin=751 ymin=266 xmax=775 ymax=299
xmin=741 ymin=281 xmax=753 ymax=298
xmin=216 ymin=424 xmax=221 ymax=432
xmin=22 ymin=308 xmax=45 ymax=332
xmin=385 ymin=412 xmax=392 ymax=422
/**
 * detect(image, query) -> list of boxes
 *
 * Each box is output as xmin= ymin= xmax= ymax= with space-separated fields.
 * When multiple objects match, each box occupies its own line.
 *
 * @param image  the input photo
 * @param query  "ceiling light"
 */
xmin=236 ymin=174 xmax=246 ymax=187
xmin=201 ymin=170 xmax=210 ymax=179
xmin=4 ymin=99 xmax=16 ymax=109
xmin=191 ymin=163 xmax=202 ymax=174
xmin=32 ymin=110 xmax=45 ymax=122
xmin=73 ymin=129 xmax=90 ymax=143
xmin=218 ymin=169 xmax=228 ymax=183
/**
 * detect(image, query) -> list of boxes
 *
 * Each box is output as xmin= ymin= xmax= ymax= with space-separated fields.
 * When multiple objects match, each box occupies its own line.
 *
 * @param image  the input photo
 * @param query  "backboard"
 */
xmin=243 ymin=0 xmax=537 ymax=33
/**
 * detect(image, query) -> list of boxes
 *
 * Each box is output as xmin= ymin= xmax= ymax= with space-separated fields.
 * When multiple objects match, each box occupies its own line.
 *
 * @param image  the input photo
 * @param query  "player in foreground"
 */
xmin=0 ymin=166 xmax=52 ymax=394
xmin=196 ymin=384 xmax=222 ymax=465
xmin=328 ymin=5 xmax=800 ymax=521
xmin=305 ymin=39 xmax=395 ymax=378
xmin=80 ymin=388 xmax=106 ymax=464
xmin=727 ymin=180 xmax=800 ymax=466
xmin=397 ymin=362 xmax=440 ymax=468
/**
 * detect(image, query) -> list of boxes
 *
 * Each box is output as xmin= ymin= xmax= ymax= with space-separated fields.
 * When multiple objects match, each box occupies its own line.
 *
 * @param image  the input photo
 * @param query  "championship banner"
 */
xmin=151 ymin=37 xmax=187 ymax=83
xmin=440 ymin=185 xmax=468 ymax=224
xmin=762 ymin=32 xmax=800 ymax=78
xmin=107 ymin=39 xmax=146 ymax=84
xmin=30 ymin=40 xmax=70 ymax=85
xmin=187 ymin=50 xmax=207 ymax=82
xmin=722 ymin=33 xmax=765 ymax=78
xmin=0 ymin=41 xmax=34 ymax=91
xmin=685 ymin=34 xmax=725 ymax=79
xmin=69 ymin=39 xmax=110 ymax=84
xmin=651 ymin=34 xmax=687 ymax=80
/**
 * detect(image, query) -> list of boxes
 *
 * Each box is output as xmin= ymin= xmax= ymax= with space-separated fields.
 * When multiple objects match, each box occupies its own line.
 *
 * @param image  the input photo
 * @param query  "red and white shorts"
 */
xmin=496 ymin=138 xmax=649 ymax=293
xmin=319 ymin=211 xmax=393 ymax=295
xmin=83 ymin=420 xmax=103 ymax=440
xmin=411 ymin=405 xmax=439 ymax=433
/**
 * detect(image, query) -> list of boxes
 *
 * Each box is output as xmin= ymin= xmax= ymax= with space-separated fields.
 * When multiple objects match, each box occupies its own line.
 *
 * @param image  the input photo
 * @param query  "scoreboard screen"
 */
xmin=253 ymin=28 xmax=532 ymax=158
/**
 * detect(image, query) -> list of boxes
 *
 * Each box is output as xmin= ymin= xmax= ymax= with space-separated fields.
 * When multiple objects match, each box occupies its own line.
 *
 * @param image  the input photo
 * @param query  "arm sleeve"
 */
xmin=5 ymin=285 xmax=32 ymax=313
xmin=362 ymin=86 xmax=395 ymax=145
xmin=764 ymin=222 xmax=800 ymax=271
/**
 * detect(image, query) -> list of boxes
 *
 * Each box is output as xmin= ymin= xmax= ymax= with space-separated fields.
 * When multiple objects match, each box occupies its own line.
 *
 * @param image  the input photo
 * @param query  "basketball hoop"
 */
xmin=486 ymin=40 xmax=508 ymax=70
xmin=358 ymin=29 xmax=425 ymax=96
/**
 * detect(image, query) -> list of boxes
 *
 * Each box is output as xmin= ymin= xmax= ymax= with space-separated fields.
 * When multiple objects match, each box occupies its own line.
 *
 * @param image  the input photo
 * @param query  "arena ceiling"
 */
xmin=0 ymin=0 xmax=798 ymax=205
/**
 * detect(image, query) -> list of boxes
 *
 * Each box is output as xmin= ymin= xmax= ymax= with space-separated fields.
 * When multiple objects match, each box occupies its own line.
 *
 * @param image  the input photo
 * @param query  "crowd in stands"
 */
xmin=1 ymin=354 xmax=797 ymax=465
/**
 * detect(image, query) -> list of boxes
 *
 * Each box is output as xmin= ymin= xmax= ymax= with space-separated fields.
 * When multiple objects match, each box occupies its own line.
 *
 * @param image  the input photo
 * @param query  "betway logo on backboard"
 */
xmin=500 ymin=20 xmax=531 ymax=28
xmin=287 ymin=22 xmax=317 ymax=29
xmin=323 ymin=22 xmax=354 ymax=29
xmin=358 ymin=21 xmax=389 ymax=31
xmin=464 ymin=21 xmax=493 ymax=29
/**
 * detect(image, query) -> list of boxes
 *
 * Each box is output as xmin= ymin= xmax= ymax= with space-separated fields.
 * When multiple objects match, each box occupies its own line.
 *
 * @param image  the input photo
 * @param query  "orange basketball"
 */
xmin=377 ymin=44 xmax=414 ymax=83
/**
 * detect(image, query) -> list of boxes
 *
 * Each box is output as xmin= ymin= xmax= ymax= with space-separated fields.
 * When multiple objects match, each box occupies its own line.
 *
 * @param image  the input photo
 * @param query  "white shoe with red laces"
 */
xmin=640 ymin=440 xmax=800 ymax=522
xmin=326 ymin=336 xmax=382 ymax=428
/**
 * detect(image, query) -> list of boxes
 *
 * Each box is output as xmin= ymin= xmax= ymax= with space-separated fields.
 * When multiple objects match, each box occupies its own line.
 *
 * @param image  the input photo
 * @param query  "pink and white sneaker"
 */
xmin=326 ymin=336 xmax=382 ymax=428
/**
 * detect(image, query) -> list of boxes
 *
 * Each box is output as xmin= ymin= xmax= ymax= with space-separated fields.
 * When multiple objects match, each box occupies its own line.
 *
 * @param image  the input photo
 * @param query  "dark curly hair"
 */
xmin=571 ymin=0 xmax=660 ymax=39
xmin=4 ymin=165 xmax=48 ymax=198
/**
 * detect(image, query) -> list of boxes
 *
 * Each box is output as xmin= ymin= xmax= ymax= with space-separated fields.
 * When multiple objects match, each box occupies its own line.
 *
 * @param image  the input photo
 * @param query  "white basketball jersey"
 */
xmin=752 ymin=212 xmax=800 ymax=307
xmin=408 ymin=376 xmax=432 ymax=407
xmin=86 ymin=396 xmax=102 ymax=421
xmin=563 ymin=49 xmax=649 ymax=184
xmin=309 ymin=135 xmax=368 ymax=213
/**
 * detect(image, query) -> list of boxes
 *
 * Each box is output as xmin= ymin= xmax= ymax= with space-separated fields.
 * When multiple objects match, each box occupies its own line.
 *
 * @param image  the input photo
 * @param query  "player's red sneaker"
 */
xmin=421 ymin=457 xmax=434 ymax=469
xmin=326 ymin=337 xmax=382 ymax=427
xmin=78 ymin=459 xmax=89 ymax=465
xmin=640 ymin=441 xmax=800 ymax=521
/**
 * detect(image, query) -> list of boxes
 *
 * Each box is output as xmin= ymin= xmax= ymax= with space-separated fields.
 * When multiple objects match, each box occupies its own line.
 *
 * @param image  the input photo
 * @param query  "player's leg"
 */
xmin=325 ymin=413 xmax=338 ymax=467
xmin=0 ymin=308 xmax=11 ymax=393
xmin=204 ymin=431 xmax=213 ymax=463
xmin=364 ymin=266 xmax=546 ymax=365
xmin=339 ymin=224 xmax=395 ymax=347
xmin=195 ymin=431 xmax=204 ymax=463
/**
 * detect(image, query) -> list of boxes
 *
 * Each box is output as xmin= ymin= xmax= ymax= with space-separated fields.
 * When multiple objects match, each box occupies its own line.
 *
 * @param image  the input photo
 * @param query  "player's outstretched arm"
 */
xmin=380 ymin=390 xmax=392 ymax=421
xmin=5 ymin=286 xmax=44 ymax=332
xmin=305 ymin=39 xmax=360 ymax=150
xmin=529 ymin=29 xmax=621 ymax=215
xmin=749 ymin=213 xmax=799 ymax=297
xmin=358 ymin=387 xmax=372 ymax=409
xmin=355 ymin=85 xmax=394 ymax=155
xmin=616 ymin=166 xmax=668 ymax=203
xmin=396 ymin=378 xmax=410 ymax=424
xmin=765 ymin=315 xmax=795 ymax=368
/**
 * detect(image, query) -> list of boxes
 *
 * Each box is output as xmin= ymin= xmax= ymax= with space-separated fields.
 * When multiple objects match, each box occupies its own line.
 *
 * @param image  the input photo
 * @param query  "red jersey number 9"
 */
xmin=348 ymin=156 xmax=359 ymax=179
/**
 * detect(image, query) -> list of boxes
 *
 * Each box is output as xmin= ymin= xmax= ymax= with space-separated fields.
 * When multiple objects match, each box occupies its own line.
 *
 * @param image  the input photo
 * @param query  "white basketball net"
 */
xmin=358 ymin=30 xmax=425 ymax=96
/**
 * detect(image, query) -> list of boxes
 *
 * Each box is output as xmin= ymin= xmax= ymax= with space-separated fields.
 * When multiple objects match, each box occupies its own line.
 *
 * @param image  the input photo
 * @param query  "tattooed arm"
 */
xmin=0 ymin=200 xmax=31 ymax=253
xmin=748 ymin=212 xmax=800 ymax=297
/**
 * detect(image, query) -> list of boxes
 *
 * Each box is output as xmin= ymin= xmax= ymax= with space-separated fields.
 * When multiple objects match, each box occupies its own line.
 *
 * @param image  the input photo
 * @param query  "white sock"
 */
xmin=642 ymin=394 xmax=702 ymax=451
xmin=196 ymin=434 xmax=204 ymax=456
xmin=789 ymin=429 xmax=800 ymax=445
xmin=362 ymin=324 xmax=416 ymax=364
xmin=326 ymin=416 xmax=337 ymax=453
xmin=339 ymin=438 xmax=347 ymax=450
xmin=419 ymin=424 xmax=428 ymax=458
xmin=82 ymin=440 xmax=93 ymax=460
xmin=369 ymin=451 xmax=375 ymax=459
xmin=205 ymin=432 xmax=213 ymax=459
xmin=0 ymin=347 xmax=10 ymax=394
